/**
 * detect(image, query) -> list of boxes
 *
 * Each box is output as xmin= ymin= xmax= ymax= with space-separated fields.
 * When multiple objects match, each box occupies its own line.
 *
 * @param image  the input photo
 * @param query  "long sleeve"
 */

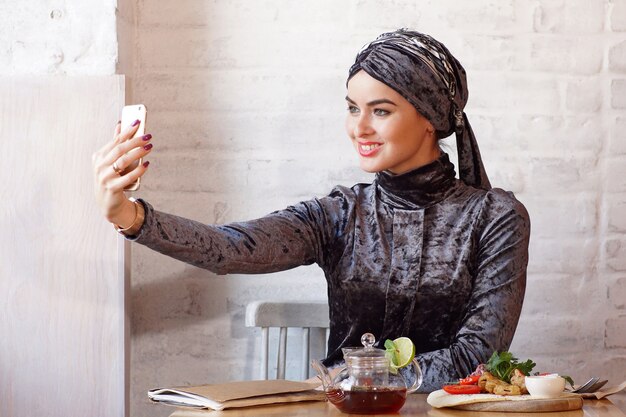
xmin=415 ymin=190 xmax=530 ymax=391
xmin=128 ymin=191 xmax=349 ymax=275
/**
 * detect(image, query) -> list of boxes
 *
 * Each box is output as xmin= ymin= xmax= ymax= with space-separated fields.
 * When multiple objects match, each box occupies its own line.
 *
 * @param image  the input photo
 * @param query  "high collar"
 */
xmin=375 ymin=153 xmax=458 ymax=209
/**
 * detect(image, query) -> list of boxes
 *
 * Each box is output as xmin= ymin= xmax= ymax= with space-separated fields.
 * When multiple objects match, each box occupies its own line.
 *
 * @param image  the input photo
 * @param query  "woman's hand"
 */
xmin=92 ymin=120 xmax=153 ymax=227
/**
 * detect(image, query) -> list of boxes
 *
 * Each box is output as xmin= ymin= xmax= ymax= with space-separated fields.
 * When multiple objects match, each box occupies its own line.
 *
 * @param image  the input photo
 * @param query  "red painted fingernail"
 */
xmin=143 ymin=161 xmax=150 ymax=168
xmin=143 ymin=143 xmax=153 ymax=150
xmin=132 ymin=119 xmax=141 ymax=126
xmin=142 ymin=134 xmax=152 ymax=141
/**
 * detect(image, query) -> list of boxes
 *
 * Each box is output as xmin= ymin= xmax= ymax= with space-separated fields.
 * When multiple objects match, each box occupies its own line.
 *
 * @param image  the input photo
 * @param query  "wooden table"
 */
xmin=169 ymin=394 xmax=626 ymax=417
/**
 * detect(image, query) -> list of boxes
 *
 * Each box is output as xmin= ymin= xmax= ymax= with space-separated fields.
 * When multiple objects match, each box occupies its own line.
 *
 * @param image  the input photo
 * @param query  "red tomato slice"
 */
xmin=459 ymin=375 xmax=480 ymax=385
xmin=443 ymin=384 xmax=482 ymax=395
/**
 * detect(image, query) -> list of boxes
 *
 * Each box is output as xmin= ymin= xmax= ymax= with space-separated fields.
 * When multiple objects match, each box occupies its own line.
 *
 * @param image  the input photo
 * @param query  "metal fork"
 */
xmin=569 ymin=377 xmax=599 ymax=393
xmin=580 ymin=379 xmax=608 ymax=394
xmin=569 ymin=376 xmax=600 ymax=393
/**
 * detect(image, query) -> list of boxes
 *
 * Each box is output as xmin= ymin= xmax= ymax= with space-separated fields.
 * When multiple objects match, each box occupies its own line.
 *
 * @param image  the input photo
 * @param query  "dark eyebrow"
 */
xmin=345 ymin=96 xmax=397 ymax=106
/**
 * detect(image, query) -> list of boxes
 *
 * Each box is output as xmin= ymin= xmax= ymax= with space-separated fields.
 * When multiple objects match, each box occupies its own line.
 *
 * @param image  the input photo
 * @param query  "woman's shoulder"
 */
xmin=485 ymin=187 xmax=528 ymax=216
xmin=468 ymin=186 xmax=530 ymax=229
xmin=450 ymin=182 xmax=529 ymax=224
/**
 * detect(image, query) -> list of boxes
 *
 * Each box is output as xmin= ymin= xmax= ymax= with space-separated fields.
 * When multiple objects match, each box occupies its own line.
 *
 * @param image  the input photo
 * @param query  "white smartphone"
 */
xmin=120 ymin=104 xmax=148 ymax=191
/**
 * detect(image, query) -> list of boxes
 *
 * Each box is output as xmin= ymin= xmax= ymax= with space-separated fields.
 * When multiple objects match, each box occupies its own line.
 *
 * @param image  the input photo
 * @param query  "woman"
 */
xmin=93 ymin=29 xmax=530 ymax=391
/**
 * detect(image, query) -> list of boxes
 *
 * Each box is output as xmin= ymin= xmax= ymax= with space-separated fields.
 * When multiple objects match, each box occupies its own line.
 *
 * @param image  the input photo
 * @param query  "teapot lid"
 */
xmin=345 ymin=333 xmax=388 ymax=368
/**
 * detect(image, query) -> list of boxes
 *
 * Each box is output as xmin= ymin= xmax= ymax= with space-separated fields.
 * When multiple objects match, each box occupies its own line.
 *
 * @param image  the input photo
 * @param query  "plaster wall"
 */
xmin=0 ymin=0 xmax=118 ymax=75
xmin=126 ymin=1 xmax=626 ymax=416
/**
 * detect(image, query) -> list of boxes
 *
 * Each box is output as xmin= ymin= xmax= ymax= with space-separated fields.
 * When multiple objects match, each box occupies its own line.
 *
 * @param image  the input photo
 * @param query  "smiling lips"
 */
xmin=358 ymin=142 xmax=382 ymax=157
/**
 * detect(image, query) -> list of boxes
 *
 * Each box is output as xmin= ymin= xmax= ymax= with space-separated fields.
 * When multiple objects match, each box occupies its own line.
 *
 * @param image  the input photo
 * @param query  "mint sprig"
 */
xmin=384 ymin=339 xmax=398 ymax=365
xmin=486 ymin=351 xmax=536 ymax=383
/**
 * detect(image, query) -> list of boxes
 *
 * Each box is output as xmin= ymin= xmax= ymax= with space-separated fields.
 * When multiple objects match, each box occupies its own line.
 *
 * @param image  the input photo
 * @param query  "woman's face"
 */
xmin=345 ymin=70 xmax=439 ymax=175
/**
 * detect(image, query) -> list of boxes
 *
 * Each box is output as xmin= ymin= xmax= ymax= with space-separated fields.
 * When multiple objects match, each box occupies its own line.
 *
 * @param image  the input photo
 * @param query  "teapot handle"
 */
xmin=406 ymin=358 xmax=423 ymax=394
xmin=311 ymin=360 xmax=333 ymax=390
xmin=311 ymin=360 xmax=347 ymax=391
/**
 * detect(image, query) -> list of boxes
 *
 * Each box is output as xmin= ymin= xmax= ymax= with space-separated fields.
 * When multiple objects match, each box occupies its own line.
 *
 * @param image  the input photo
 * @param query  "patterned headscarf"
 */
xmin=348 ymin=29 xmax=491 ymax=190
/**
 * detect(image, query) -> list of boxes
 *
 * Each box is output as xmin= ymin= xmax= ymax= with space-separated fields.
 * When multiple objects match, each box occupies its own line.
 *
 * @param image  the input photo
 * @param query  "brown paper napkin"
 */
xmin=577 ymin=380 xmax=626 ymax=399
xmin=148 ymin=379 xmax=324 ymax=411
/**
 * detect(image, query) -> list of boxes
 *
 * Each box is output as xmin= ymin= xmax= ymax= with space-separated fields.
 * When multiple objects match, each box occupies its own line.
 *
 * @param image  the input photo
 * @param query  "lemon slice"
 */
xmin=389 ymin=337 xmax=415 ymax=369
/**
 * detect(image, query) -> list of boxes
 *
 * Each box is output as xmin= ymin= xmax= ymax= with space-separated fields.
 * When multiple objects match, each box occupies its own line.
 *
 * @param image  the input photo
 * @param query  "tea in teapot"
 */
xmin=312 ymin=333 xmax=422 ymax=414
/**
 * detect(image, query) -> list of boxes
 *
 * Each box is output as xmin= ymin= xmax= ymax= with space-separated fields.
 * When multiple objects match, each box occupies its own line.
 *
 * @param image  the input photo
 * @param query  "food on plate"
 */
xmin=442 ymin=384 xmax=481 ymax=395
xmin=479 ymin=371 xmax=522 ymax=396
xmin=477 ymin=371 xmax=494 ymax=390
xmin=439 ymin=351 xmax=574 ymax=396
xmin=510 ymin=368 xmax=529 ymax=394
xmin=439 ymin=350 xmax=575 ymax=398
xmin=459 ymin=374 xmax=480 ymax=385
xmin=492 ymin=383 xmax=522 ymax=396
xmin=430 ymin=351 xmax=578 ymax=411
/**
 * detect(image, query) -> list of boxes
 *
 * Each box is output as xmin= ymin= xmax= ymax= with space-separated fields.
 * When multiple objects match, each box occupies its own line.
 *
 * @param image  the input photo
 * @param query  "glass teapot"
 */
xmin=311 ymin=333 xmax=423 ymax=414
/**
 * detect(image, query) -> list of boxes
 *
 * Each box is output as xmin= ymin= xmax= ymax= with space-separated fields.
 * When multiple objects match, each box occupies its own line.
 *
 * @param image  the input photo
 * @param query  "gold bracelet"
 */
xmin=113 ymin=197 xmax=146 ymax=236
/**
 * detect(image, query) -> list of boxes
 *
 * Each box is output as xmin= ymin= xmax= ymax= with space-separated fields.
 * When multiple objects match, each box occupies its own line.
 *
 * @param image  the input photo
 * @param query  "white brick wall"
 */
xmin=124 ymin=2 xmax=626 ymax=416
xmin=5 ymin=1 xmax=625 ymax=416
xmin=613 ymin=0 xmax=626 ymax=31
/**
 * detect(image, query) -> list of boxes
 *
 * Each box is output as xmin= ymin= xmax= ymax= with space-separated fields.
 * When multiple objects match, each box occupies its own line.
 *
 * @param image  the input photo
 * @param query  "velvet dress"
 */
xmin=129 ymin=153 xmax=530 ymax=391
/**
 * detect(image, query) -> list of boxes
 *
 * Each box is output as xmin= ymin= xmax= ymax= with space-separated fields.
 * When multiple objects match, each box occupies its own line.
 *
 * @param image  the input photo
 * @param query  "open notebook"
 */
xmin=148 ymin=379 xmax=325 ymax=411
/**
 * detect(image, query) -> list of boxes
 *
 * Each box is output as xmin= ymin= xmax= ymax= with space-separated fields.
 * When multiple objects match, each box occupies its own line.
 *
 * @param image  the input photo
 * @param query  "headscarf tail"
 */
xmin=456 ymin=112 xmax=491 ymax=190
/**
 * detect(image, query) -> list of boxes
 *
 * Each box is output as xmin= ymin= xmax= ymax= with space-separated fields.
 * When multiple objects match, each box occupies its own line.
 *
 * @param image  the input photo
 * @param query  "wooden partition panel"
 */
xmin=0 ymin=76 xmax=128 ymax=417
